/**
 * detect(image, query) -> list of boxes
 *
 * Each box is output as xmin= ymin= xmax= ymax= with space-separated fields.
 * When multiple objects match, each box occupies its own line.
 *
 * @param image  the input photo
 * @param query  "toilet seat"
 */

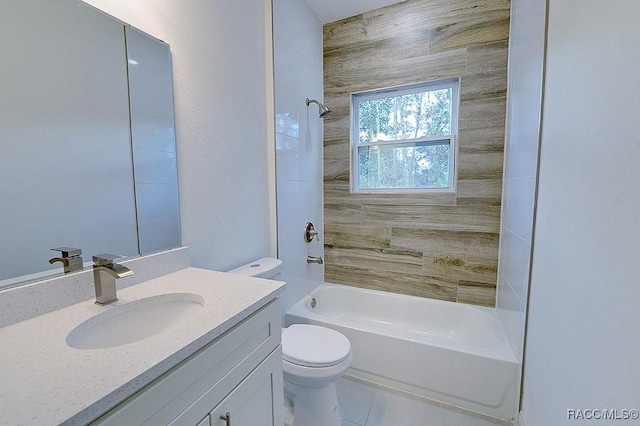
xmin=282 ymin=324 xmax=351 ymax=367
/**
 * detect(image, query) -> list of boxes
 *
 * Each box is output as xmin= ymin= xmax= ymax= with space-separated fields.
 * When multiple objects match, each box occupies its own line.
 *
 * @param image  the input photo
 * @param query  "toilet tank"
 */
xmin=227 ymin=257 xmax=283 ymax=280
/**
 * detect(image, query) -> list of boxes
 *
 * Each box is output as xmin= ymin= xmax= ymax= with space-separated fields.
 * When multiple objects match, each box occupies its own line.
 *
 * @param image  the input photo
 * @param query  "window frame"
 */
xmin=350 ymin=79 xmax=459 ymax=194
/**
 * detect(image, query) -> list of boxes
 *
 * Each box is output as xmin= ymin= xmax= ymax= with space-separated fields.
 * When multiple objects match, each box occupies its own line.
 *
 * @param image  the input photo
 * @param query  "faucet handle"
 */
xmin=93 ymin=253 xmax=123 ymax=266
xmin=304 ymin=222 xmax=319 ymax=243
xmin=51 ymin=247 xmax=82 ymax=258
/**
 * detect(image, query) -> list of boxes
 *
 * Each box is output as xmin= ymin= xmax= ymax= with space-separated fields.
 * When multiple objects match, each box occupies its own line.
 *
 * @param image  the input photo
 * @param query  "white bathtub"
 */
xmin=285 ymin=283 xmax=518 ymax=422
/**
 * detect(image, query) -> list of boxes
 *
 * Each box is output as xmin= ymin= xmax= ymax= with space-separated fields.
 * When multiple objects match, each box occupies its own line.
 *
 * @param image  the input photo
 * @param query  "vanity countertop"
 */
xmin=0 ymin=267 xmax=285 ymax=426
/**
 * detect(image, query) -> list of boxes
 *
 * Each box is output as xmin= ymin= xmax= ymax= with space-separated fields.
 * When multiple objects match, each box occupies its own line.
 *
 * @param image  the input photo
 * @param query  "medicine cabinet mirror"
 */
xmin=0 ymin=0 xmax=180 ymax=289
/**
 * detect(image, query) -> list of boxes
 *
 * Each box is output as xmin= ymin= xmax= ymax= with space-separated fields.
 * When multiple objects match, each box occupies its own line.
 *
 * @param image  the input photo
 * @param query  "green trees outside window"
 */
xmin=352 ymin=80 xmax=458 ymax=191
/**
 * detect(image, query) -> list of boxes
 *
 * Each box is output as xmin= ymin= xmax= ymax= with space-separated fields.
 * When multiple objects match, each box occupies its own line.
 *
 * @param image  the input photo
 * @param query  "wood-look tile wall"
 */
xmin=323 ymin=0 xmax=510 ymax=307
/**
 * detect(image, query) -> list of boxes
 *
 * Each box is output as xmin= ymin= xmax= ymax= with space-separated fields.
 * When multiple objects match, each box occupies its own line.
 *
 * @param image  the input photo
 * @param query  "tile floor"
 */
xmin=336 ymin=376 xmax=511 ymax=426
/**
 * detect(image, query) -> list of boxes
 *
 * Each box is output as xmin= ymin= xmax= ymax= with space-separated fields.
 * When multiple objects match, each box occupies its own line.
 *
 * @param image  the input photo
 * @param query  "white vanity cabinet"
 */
xmin=200 ymin=349 xmax=282 ymax=426
xmin=93 ymin=299 xmax=284 ymax=426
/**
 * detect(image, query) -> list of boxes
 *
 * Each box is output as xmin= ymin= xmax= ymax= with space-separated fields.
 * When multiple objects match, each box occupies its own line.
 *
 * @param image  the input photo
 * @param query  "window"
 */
xmin=351 ymin=79 xmax=459 ymax=192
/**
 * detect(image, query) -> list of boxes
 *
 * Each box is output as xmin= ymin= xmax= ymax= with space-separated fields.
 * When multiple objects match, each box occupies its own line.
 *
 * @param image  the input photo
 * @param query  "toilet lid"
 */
xmin=282 ymin=324 xmax=351 ymax=367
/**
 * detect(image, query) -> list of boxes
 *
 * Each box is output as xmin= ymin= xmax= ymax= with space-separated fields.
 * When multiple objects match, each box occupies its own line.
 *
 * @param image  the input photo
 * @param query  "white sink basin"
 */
xmin=66 ymin=293 xmax=205 ymax=349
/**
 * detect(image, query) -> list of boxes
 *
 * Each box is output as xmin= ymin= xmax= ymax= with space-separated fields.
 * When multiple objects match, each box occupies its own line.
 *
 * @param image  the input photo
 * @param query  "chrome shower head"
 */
xmin=306 ymin=98 xmax=332 ymax=118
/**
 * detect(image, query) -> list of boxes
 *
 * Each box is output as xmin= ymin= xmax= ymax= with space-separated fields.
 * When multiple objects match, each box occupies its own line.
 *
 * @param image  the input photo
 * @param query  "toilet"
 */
xmin=280 ymin=323 xmax=352 ymax=426
xmin=228 ymin=258 xmax=353 ymax=426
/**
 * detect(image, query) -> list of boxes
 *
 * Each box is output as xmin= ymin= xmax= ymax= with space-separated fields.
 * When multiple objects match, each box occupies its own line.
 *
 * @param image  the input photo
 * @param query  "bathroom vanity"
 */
xmin=0 ymin=267 xmax=285 ymax=425
xmin=1 ymin=1 xmax=285 ymax=423
xmin=94 ymin=299 xmax=283 ymax=426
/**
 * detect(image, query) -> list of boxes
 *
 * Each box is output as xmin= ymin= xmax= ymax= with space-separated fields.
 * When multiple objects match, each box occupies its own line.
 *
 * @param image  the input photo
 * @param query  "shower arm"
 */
xmin=305 ymin=97 xmax=332 ymax=118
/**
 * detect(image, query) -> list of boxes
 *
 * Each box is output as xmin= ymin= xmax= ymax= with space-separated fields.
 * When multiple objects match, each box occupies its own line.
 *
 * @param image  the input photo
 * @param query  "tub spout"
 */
xmin=306 ymin=256 xmax=323 ymax=264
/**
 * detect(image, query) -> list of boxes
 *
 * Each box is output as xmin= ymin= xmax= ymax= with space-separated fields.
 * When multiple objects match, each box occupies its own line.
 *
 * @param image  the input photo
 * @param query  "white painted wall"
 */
xmin=273 ymin=0 xmax=324 ymax=313
xmin=496 ymin=0 xmax=546 ymax=419
xmin=83 ymin=0 xmax=276 ymax=271
xmin=522 ymin=1 xmax=640 ymax=424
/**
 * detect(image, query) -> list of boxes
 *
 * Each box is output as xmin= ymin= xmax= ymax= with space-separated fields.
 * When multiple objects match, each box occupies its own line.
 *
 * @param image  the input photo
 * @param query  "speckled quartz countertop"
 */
xmin=0 ymin=267 xmax=285 ymax=426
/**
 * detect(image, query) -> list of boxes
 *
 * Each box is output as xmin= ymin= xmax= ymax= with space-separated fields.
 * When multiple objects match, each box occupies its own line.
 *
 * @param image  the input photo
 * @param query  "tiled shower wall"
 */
xmin=497 ymin=0 xmax=545 ymax=365
xmin=497 ymin=0 xmax=546 ymax=417
xmin=273 ymin=0 xmax=325 ymax=313
xmin=322 ymin=0 xmax=510 ymax=306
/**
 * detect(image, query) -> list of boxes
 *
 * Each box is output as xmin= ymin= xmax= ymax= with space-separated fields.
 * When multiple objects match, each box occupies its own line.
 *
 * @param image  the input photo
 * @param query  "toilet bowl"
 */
xmin=228 ymin=258 xmax=353 ymax=426
xmin=282 ymin=324 xmax=352 ymax=426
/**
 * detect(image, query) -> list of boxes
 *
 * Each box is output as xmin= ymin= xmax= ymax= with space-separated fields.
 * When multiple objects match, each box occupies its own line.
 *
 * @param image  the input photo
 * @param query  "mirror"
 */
xmin=0 ymin=0 xmax=180 ymax=289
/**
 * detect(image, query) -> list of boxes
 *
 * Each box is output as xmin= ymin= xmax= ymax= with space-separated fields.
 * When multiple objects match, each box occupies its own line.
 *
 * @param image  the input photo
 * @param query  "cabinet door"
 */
xmin=209 ymin=348 xmax=284 ymax=426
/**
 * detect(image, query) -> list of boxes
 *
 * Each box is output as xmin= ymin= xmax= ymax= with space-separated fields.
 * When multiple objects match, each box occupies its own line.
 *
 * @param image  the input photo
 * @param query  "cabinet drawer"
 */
xmin=93 ymin=299 xmax=281 ymax=425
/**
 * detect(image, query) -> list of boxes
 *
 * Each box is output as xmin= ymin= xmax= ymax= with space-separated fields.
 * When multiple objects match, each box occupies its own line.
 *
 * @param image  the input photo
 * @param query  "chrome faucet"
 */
xmin=49 ymin=247 xmax=83 ymax=273
xmin=306 ymin=256 xmax=324 ymax=264
xmin=92 ymin=254 xmax=133 ymax=305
